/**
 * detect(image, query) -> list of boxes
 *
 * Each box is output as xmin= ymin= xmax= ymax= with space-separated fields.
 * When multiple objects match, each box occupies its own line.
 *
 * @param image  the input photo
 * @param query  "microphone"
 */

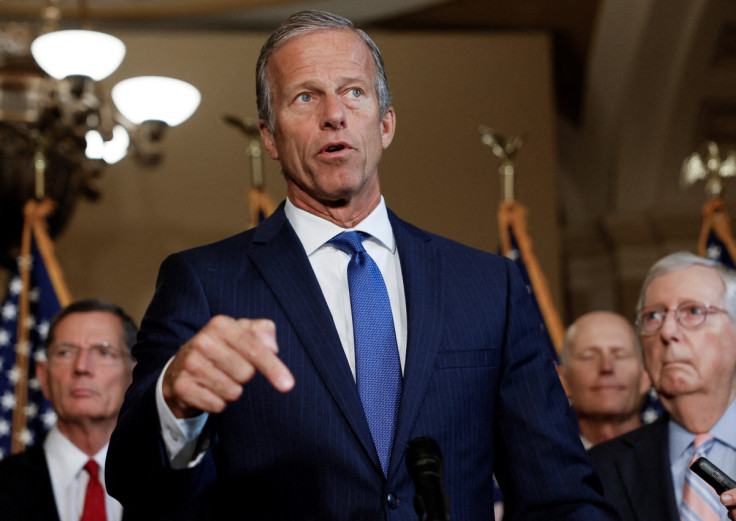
xmin=406 ymin=436 xmax=452 ymax=521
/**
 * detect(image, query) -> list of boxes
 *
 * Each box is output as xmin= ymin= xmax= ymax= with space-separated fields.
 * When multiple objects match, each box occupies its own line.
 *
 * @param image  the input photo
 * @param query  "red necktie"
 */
xmin=80 ymin=459 xmax=107 ymax=521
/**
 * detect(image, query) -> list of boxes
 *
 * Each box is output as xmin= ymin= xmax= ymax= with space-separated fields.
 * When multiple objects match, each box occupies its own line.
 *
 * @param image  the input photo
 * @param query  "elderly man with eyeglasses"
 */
xmin=588 ymin=251 xmax=736 ymax=521
xmin=0 ymin=299 xmax=137 ymax=521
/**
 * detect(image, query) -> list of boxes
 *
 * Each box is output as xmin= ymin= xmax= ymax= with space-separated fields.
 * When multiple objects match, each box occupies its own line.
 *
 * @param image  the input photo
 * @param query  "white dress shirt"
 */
xmin=44 ymin=425 xmax=123 ymax=521
xmin=284 ymin=196 xmax=407 ymax=377
xmin=157 ymin=196 xmax=407 ymax=466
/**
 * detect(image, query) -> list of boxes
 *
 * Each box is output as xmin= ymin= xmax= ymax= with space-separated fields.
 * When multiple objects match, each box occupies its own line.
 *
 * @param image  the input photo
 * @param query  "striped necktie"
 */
xmin=681 ymin=434 xmax=721 ymax=521
xmin=329 ymin=231 xmax=402 ymax=476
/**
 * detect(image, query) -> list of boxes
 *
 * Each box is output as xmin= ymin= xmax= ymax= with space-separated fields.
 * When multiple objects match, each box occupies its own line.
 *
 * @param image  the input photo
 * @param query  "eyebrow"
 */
xmin=287 ymin=75 xmax=372 ymax=94
xmin=54 ymin=341 xmax=114 ymax=347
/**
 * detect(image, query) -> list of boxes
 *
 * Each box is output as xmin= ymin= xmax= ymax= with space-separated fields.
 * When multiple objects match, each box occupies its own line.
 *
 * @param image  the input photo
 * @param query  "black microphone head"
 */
xmin=406 ymin=436 xmax=451 ymax=521
xmin=406 ymin=436 xmax=443 ymax=478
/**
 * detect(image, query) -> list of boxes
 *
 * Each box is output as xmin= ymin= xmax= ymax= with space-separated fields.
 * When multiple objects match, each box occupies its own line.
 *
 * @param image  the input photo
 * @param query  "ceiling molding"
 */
xmin=0 ymin=1 xmax=301 ymax=19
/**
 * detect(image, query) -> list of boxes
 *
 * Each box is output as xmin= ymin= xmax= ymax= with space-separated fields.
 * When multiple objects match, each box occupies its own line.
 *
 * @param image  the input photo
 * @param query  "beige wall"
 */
xmin=53 ymin=30 xmax=560 ymax=324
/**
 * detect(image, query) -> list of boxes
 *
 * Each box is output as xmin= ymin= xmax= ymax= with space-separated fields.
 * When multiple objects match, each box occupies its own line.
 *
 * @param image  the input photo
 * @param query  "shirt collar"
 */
xmin=670 ymin=396 xmax=736 ymax=459
xmin=44 ymin=424 xmax=109 ymax=477
xmin=711 ymin=397 xmax=736 ymax=450
xmin=284 ymin=196 xmax=395 ymax=256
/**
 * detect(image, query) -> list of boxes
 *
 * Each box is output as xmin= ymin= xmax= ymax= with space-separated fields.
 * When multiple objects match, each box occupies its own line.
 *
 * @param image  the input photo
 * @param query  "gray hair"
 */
xmin=46 ymin=298 xmax=138 ymax=355
xmin=256 ymin=10 xmax=392 ymax=133
xmin=636 ymin=251 xmax=736 ymax=321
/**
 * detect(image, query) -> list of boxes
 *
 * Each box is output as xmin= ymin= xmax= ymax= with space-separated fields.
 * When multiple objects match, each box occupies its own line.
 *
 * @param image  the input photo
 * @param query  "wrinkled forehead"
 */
xmin=48 ymin=311 xmax=124 ymax=347
xmin=268 ymin=29 xmax=375 ymax=79
xmin=572 ymin=325 xmax=638 ymax=354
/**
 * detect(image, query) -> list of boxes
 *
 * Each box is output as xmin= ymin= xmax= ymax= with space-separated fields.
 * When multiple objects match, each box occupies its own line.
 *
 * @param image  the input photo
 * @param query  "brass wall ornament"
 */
xmin=478 ymin=125 xmax=523 ymax=202
xmin=681 ymin=141 xmax=736 ymax=198
xmin=223 ymin=115 xmax=264 ymax=186
xmin=223 ymin=114 xmax=277 ymax=228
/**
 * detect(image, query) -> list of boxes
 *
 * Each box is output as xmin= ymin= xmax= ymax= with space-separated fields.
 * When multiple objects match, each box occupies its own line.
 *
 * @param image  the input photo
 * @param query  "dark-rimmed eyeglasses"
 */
xmin=635 ymin=301 xmax=729 ymax=335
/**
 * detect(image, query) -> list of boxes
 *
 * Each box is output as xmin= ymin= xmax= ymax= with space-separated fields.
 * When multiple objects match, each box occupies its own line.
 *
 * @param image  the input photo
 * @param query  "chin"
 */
xmin=590 ymin=403 xmax=627 ymax=415
xmin=64 ymin=404 xmax=105 ymax=418
xmin=657 ymin=380 xmax=697 ymax=398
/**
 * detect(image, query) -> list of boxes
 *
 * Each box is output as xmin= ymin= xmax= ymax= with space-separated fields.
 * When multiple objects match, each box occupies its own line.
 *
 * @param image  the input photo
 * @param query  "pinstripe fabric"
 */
xmin=681 ymin=434 xmax=720 ymax=521
xmin=107 ymin=204 xmax=619 ymax=521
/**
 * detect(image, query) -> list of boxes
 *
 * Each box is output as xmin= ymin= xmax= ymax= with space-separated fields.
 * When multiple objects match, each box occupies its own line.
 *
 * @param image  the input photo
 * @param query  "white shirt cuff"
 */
xmin=156 ymin=357 xmax=210 ymax=469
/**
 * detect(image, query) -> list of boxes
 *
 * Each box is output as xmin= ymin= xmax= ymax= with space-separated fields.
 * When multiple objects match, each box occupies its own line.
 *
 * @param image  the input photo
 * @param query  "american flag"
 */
xmin=703 ymin=227 xmax=736 ymax=269
xmin=640 ymin=387 xmax=664 ymax=425
xmin=248 ymin=185 xmax=278 ymax=229
xmin=497 ymin=201 xmax=565 ymax=363
xmin=698 ymin=197 xmax=736 ymax=269
xmin=0 ymin=239 xmax=60 ymax=459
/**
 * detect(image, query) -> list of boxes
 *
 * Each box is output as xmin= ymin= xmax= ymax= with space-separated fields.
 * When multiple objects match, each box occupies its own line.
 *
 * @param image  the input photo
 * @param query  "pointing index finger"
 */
xmin=230 ymin=318 xmax=295 ymax=392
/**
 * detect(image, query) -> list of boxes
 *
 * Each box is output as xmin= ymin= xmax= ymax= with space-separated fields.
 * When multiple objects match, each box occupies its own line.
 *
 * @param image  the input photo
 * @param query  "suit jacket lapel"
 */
xmin=247 ymin=207 xmax=378 ymax=469
xmin=386 ymin=212 xmax=445 ymax=478
xmin=16 ymin=445 xmax=61 ymax=521
xmin=620 ymin=417 xmax=679 ymax=521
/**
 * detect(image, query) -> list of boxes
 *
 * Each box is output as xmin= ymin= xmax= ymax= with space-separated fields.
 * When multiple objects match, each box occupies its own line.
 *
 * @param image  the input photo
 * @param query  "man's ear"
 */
xmin=36 ymin=359 xmax=50 ymax=401
xmin=380 ymin=107 xmax=396 ymax=150
xmin=639 ymin=368 xmax=652 ymax=396
xmin=259 ymin=120 xmax=279 ymax=160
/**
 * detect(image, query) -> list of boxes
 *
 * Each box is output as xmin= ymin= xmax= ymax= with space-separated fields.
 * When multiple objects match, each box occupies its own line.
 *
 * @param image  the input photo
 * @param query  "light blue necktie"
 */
xmin=330 ymin=231 xmax=402 ymax=476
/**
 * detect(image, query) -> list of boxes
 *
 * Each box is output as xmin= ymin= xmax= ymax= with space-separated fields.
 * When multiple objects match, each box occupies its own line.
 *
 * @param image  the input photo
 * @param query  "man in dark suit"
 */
xmin=588 ymin=252 xmax=736 ymax=521
xmin=0 ymin=299 xmax=137 ymax=521
xmin=106 ymin=10 xmax=618 ymax=521
xmin=558 ymin=310 xmax=651 ymax=448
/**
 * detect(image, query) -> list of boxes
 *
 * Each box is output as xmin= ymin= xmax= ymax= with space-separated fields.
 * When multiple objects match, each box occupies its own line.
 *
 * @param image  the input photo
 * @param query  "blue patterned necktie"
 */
xmin=330 ymin=231 xmax=402 ymax=476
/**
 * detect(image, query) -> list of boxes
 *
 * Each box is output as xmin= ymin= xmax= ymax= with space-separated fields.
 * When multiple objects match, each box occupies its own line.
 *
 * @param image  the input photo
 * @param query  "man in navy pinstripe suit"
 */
xmin=107 ymin=10 xmax=618 ymax=521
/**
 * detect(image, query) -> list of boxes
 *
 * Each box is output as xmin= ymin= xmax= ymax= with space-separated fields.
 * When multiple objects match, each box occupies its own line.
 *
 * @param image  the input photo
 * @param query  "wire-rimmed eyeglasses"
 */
xmin=47 ymin=341 xmax=128 ymax=366
xmin=634 ymin=301 xmax=729 ymax=335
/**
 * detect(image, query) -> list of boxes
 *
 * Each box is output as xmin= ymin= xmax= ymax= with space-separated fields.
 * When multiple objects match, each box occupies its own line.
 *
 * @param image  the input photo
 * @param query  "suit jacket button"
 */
xmin=386 ymin=492 xmax=399 ymax=509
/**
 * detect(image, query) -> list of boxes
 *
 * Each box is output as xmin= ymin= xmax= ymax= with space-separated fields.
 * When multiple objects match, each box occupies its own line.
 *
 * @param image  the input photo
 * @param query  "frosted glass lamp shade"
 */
xmin=112 ymin=76 xmax=201 ymax=127
xmin=85 ymin=130 xmax=104 ymax=159
xmin=86 ymin=125 xmax=130 ymax=164
xmin=31 ymin=30 xmax=126 ymax=81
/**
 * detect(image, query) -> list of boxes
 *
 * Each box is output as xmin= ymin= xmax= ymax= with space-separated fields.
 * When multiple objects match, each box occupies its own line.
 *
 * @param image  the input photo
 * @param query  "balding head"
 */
xmin=562 ymin=311 xmax=641 ymax=367
xmin=560 ymin=311 xmax=649 ymax=426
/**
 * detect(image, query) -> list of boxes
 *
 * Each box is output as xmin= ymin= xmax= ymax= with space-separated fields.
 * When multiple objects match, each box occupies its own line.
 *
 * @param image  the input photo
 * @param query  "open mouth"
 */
xmin=323 ymin=143 xmax=346 ymax=153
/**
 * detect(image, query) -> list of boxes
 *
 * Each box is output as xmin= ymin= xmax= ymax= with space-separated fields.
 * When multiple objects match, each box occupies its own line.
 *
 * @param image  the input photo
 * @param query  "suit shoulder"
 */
xmin=0 ymin=445 xmax=58 ymax=521
xmin=388 ymin=209 xmax=507 ymax=264
xmin=588 ymin=416 xmax=668 ymax=462
xmin=162 ymin=205 xmax=291 ymax=267
xmin=0 ymin=444 xmax=46 ymax=479
xmin=169 ymin=229 xmax=255 ymax=261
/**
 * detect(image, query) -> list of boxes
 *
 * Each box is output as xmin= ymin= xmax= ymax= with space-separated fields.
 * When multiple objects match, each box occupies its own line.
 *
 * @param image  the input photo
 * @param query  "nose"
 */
xmin=599 ymin=353 xmax=614 ymax=374
xmin=659 ymin=308 xmax=681 ymax=343
xmin=321 ymin=93 xmax=346 ymax=130
xmin=73 ymin=348 xmax=94 ymax=374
